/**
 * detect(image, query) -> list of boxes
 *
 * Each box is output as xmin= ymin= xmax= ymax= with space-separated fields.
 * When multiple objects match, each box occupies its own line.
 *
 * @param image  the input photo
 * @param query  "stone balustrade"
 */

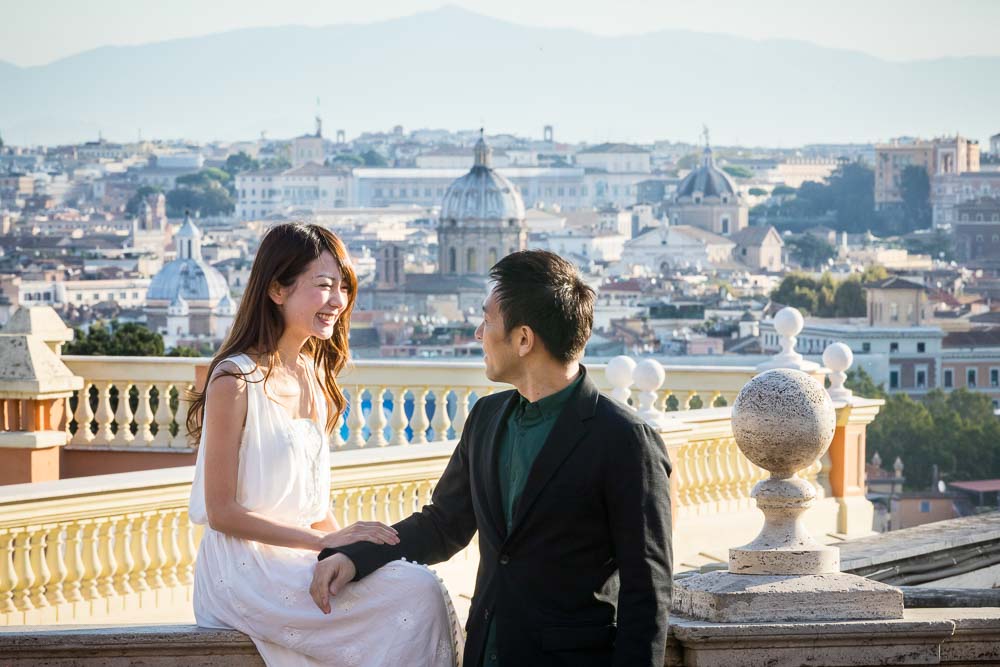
xmin=0 ymin=442 xmax=459 ymax=627
xmin=60 ymin=356 xmax=759 ymax=453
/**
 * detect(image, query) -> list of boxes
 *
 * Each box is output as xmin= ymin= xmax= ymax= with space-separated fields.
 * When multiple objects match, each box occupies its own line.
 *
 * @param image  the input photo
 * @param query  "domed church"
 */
xmin=666 ymin=132 xmax=748 ymax=237
xmin=144 ymin=213 xmax=234 ymax=348
xmin=437 ymin=131 xmax=527 ymax=275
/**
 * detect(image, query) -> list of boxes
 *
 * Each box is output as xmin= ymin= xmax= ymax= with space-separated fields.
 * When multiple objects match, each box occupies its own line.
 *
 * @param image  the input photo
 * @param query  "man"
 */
xmin=311 ymin=250 xmax=672 ymax=666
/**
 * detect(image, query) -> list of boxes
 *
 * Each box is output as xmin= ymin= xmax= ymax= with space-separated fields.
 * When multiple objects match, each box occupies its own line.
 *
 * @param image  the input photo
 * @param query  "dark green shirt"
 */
xmin=483 ymin=373 xmax=583 ymax=667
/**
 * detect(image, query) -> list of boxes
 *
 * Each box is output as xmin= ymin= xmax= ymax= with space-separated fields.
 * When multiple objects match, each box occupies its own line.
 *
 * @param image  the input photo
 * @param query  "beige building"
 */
xmin=875 ymin=136 xmax=980 ymax=208
xmin=729 ymin=226 xmax=783 ymax=272
xmin=865 ymin=276 xmax=929 ymax=327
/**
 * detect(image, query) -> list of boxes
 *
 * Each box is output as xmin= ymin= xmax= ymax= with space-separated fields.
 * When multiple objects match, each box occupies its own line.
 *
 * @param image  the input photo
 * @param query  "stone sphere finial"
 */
xmin=823 ymin=341 xmax=854 ymax=401
xmin=729 ymin=368 xmax=839 ymax=575
xmin=773 ymin=306 xmax=804 ymax=338
xmin=732 ymin=369 xmax=836 ymax=478
xmin=606 ymin=356 xmax=637 ymax=406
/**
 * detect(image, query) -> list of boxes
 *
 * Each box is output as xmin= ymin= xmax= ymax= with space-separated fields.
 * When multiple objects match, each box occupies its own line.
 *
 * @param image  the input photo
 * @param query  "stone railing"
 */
xmin=0 ymin=442 xmax=458 ymax=627
xmin=60 ymin=357 xmax=758 ymax=452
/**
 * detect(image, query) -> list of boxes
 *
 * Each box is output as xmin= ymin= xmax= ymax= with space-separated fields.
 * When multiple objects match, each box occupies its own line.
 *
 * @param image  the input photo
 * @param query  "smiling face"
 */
xmin=270 ymin=250 xmax=349 ymax=342
xmin=475 ymin=288 xmax=521 ymax=383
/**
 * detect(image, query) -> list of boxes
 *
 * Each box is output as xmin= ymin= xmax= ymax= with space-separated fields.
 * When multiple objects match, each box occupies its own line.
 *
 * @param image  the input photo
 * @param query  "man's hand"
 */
xmin=310 ymin=553 xmax=357 ymax=614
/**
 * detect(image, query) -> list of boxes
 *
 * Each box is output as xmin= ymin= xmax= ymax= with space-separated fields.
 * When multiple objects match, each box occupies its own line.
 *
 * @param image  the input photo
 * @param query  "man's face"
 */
xmin=475 ymin=289 xmax=519 ymax=383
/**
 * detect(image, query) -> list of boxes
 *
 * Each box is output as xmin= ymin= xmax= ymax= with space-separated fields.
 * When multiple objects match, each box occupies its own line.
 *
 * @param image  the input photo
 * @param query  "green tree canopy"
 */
xmin=65 ymin=320 xmax=165 ymax=356
xmin=722 ymin=165 xmax=753 ymax=179
xmin=223 ymin=151 xmax=260 ymax=176
xmin=125 ymin=185 xmax=162 ymax=217
xmin=361 ymin=150 xmax=389 ymax=167
xmin=770 ymin=272 xmax=866 ymax=317
xmin=901 ymin=165 xmax=931 ymax=232
xmin=787 ymin=234 xmax=837 ymax=269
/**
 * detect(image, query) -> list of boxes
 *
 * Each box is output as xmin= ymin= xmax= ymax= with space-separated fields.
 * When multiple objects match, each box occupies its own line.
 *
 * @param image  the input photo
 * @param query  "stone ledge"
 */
xmin=0 ymin=624 xmax=264 ymax=665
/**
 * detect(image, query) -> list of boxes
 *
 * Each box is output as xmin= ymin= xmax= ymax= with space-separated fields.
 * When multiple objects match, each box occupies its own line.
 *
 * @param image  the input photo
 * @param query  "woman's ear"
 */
xmin=268 ymin=281 xmax=285 ymax=306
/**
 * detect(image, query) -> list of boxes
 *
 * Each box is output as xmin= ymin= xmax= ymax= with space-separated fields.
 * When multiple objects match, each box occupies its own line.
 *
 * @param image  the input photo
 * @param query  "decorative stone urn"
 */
xmin=672 ymin=368 xmax=904 ymax=623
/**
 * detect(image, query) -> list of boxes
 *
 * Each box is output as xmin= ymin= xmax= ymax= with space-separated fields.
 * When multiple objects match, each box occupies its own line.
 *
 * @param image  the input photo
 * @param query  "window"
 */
xmin=890 ymin=370 xmax=899 ymax=389
xmin=119 ymin=292 xmax=126 ymax=300
xmin=890 ymin=303 xmax=899 ymax=321
xmin=890 ymin=342 xmax=899 ymax=353
xmin=862 ymin=342 xmax=871 ymax=353
xmin=968 ymin=368 xmax=977 ymax=388
xmin=944 ymin=369 xmax=953 ymax=388
xmin=917 ymin=342 xmax=925 ymax=353
xmin=133 ymin=292 xmax=139 ymax=299
xmin=919 ymin=501 xmax=931 ymax=513
xmin=916 ymin=370 xmax=926 ymax=389
xmin=991 ymin=368 xmax=999 ymax=388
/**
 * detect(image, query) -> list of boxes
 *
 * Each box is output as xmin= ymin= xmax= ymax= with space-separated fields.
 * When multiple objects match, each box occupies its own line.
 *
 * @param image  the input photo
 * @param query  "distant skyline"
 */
xmin=3 ymin=0 xmax=1000 ymax=67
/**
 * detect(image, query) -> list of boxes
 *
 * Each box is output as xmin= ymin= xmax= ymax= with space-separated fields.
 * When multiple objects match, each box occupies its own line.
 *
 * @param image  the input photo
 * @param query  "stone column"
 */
xmin=0 ymin=307 xmax=82 ymax=484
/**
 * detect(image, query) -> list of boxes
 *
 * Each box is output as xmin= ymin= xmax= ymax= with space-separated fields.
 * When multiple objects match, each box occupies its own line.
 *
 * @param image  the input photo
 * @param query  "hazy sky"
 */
xmin=2 ymin=0 xmax=999 ymax=67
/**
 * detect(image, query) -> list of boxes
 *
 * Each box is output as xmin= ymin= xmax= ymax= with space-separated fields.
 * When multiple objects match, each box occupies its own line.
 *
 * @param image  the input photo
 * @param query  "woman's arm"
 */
xmin=202 ymin=362 xmax=397 ymax=551
xmin=203 ymin=363 xmax=326 ymax=550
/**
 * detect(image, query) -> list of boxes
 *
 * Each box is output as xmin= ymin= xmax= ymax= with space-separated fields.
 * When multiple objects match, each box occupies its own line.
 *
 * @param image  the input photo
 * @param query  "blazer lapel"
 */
xmin=506 ymin=369 xmax=599 ymax=539
xmin=478 ymin=391 xmax=517 ymax=544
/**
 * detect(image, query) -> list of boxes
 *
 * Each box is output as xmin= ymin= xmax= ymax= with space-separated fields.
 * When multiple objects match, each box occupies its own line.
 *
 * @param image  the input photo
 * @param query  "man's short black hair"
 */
xmin=489 ymin=250 xmax=595 ymax=363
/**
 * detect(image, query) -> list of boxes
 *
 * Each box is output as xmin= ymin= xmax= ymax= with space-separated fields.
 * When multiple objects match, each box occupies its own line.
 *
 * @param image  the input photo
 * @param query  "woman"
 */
xmin=187 ymin=223 xmax=462 ymax=666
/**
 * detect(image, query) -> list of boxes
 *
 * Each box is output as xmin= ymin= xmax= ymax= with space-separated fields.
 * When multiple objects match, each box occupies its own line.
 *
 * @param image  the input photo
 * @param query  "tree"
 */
xmin=262 ymin=156 xmax=291 ymax=170
xmin=330 ymin=154 xmax=365 ymax=167
xmin=748 ymin=187 xmax=768 ymax=196
xmin=832 ymin=277 xmax=866 ymax=317
xmin=361 ymin=150 xmax=388 ymax=167
xmin=722 ymin=165 xmax=753 ymax=179
xmin=787 ymin=234 xmax=837 ymax=269
xmin=166 ymin=184 xmax=234 ymax=218
xmin=861 ymin=264 xmax=889 ymax=282
xmin=125 ymin=185 xmax=162 ymax=217
xmin=65 ymin=320 xmax=165 ymax=356
xmin=904 ymin=229 xmax=953 ymax=261
xmin=676 ymin=153 xmax=701 ymax=170
xmin=827 ymin=162 xmax=879 ymax=233
xmin=771 ymin=184 xmax=796 ymax=197
xmin=901 ymin=165 xmax=931 ymax=231
xmin=223 ymin=151 xmax=260 ymax=176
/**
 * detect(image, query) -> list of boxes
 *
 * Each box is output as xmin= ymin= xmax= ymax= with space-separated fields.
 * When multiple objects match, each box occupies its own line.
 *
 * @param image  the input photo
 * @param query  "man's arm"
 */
xmin=318 ymin=400 xmax=482 ymax=579
xmin=605 ymin=422 xmax=673 ymax=667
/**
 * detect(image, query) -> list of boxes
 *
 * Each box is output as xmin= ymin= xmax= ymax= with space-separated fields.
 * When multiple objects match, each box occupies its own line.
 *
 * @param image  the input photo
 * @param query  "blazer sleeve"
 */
xmin=605 ymin=422 xmax=673 ymax=667
xmin=318 ymin=400 xmax=481 ymax=580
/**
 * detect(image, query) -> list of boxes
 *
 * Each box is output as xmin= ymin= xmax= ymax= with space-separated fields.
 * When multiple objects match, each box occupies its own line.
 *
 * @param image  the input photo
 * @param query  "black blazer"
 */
xmin=323 ymin=366 xmax=673 ymax=667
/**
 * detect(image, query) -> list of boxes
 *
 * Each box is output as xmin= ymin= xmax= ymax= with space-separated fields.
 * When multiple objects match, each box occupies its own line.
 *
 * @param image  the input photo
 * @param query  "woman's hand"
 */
xmin=319 ymin=521 xmax=400 ymax=550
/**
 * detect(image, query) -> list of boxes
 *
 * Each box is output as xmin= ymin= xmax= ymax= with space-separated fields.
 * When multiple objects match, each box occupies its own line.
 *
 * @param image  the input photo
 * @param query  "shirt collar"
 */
xmin=515 ymin=372 xmax=583 ymax=424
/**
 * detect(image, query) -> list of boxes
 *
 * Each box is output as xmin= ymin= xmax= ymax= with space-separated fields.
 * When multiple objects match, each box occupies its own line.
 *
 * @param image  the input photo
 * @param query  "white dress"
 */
xmin=189 ymin=353 xmax=463 ymax=667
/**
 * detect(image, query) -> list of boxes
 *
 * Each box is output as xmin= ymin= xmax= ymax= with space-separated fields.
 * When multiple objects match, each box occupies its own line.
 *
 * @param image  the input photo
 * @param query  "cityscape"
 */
xmin=2 ymin=2 xmax=1000 ymax=662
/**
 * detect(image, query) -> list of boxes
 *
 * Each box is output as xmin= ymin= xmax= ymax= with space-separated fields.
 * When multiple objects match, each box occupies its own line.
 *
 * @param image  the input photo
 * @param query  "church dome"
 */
xmin=676 ymin=147 xmax=737 ymax=200
xmin=147 ymin=214 xmax=230 ymax=303
xmin=441 ymin=134 xmax=525 ymax=222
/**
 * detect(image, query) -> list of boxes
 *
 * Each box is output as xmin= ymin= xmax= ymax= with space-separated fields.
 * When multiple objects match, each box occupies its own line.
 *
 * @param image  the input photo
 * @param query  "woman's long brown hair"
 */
xmin=186 ymin=222 xmax=357 ymax=443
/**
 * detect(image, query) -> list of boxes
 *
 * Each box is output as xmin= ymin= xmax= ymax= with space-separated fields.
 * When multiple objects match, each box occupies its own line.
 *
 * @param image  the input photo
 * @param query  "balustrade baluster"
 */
xmin=111 ymin=516 xmax=134 ymax=596
xmin=70 ymin=384 xmax=95 ymax=445
xmin=146 ymin=512 xmax=167 ymax=590
xmin=452 ymin=387 xmax=473 ymax=434
xmin=79 ymin=522 xmax=101 ymax=602
xmin=409 ymin=388 xmax=430 ymax=445
xmin=28 ymin=529 xmax=51 ymax=609
xmin=387 ymin=386 xmax=408 ymax=446
xmin=44 ymin=525 xmax=68 ymax=607
xmin=151 ymin=384 xmax=173 ymax=447
xmin=95 ymin=520 xmax=117 ymax=599
xmin=365 ymin=386 xmax=389 ymax=447
xmin=133 ymin=383 xmax=155 ymax=446
xmin=162 ymin=510 xmax=182 ymax=588
xmin=430 ymin=387 xmax=452 ymax=441
xmin=128 ymin=515 xmax=151 ymax=592
xmin=171 ymin=385 xmax=192 ymax=448
xmin=346 ymin=387 xmax=367 ymax=448
xmin=62 ymin=523 xmax=84 ymax=604
xmin=176 ymin=512 xmax=196 ymax=586
xmin=0 ymin=531 xmax=18 ymax=614
xmin=111 ymin=382 xmax=136 ymax=446
xmin=94 ymin=382 xmax=115 ymax=444
xmin=11 ymin=529 xmax=34 ymax=612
